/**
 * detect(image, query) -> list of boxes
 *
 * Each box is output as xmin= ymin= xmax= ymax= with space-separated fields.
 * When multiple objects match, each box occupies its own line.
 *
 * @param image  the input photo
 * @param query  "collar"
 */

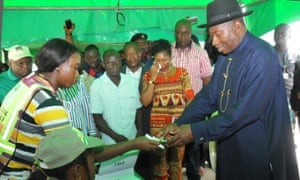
xmin=125 ymin=66 xmax=142 ymax=74
xmin=231 ymin=31 xmax=250 ymax=55
xmin=7 ymin=68 xmax=20 ymax=81
xmin=102 ymin=72 xmax=125 ymax=85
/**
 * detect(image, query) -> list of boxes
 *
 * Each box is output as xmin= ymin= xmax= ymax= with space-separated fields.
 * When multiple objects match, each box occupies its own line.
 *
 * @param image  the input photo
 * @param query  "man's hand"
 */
xmin=63 ymin=22 xmax=75 ymax=44
xmin=156 ymin=123 xmax=179 ymax=138
xmin=63 ymin=23 xmax=75 ymax=34
xmin=165 ymin=124 xmax=194 ymax=147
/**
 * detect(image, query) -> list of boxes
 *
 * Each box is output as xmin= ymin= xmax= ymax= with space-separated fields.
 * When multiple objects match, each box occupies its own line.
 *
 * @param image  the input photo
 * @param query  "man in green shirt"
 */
xmin=0 ymin=45 xmax=32 ymax=104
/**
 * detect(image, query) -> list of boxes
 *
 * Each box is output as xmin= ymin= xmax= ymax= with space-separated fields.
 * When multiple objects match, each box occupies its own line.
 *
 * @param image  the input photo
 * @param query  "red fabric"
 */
xmin=185 ymin=89 xmax=194 ymax=101
xmin=89 ymin=68 xmax=96 ymax=77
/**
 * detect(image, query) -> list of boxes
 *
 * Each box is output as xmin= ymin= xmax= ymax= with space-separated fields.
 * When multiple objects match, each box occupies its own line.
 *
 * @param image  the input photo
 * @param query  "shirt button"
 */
xmin=199 ymin=137 xmax=204 ymax=141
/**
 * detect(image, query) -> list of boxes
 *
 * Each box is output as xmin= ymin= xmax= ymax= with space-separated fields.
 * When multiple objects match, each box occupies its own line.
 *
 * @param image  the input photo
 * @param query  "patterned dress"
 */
xmin=143 ymin=67 xmax=194 ymax=180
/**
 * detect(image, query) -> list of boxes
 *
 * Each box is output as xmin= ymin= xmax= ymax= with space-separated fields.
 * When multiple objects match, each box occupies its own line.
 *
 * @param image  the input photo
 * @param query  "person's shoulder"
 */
xmin=91 ymin=74 xmax=105 ymax=86
xmin=171 ymin=42 xmax=179 ymax=52
xmin=242 ymin=33 xmax=274 ymax=56
xmin=247 ymin=33 xmax=271 ymax=49
xmin=95 ymin=73 xmax=106 ymax=81
xmin=0 ymin=69 xmax=10 ymax=78
xmin=190 ymin=42 xmax=205 ymax=51
xmin=89 ymin=73 xmax=105 ymax=88
xmin=0 ymin=70 xmax=20 ymax=88
xmin=244 ymin=33 xmax=280 ymax=65
xmin=34 ymin=88 xmax=62 ymax=108
xmin=0 ymin=71 xmax=7 ymax=80
xmin=287 ymin=47 xmax=300 ymax=58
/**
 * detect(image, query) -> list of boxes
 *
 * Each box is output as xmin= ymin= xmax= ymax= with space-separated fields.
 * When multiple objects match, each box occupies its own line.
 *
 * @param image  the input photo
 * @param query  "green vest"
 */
xmin=0 ymin=74 xmax=52 ymax=172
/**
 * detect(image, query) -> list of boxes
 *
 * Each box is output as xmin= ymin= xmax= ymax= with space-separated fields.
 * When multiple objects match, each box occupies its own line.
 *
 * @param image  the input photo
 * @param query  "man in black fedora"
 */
xmin=159 ymin=0 xmax=299 ymax=179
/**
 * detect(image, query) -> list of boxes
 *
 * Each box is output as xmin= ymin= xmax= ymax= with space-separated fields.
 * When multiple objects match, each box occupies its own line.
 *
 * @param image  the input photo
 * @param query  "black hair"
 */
xmin=28 ymin=150 xmax=91 ymax=180
xmin=102 ymin=48 xmax=121 ymax=61
xmin=84 ymin=44 xmax=100 ymax=55
xmin=175 ymin=19 xmax=192 ymax=31
xmin=130 ymin=33 xmax=148 ymax=42
xmin=35 ymin=38 xmax=79 ymax=73
xmin=123 ymin=41 xmax=140 ymax=52
xmin=151 ymin=39 xmax=172 ymax=57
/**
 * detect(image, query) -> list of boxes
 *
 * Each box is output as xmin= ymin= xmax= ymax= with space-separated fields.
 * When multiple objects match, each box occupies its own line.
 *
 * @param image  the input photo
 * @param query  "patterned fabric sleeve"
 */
xmin=181 ymin=68 xmax=195 ymax=101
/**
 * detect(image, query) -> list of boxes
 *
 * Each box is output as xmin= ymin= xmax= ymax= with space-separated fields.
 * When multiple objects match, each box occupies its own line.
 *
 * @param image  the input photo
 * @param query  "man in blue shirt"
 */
xmin=0 ymin=45 xmax=32 ymax=104
xmin=160 ymin=0 xmax=299 ymax=179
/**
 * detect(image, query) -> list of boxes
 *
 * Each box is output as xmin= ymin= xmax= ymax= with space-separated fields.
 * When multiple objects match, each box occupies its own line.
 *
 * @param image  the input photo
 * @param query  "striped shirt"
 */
xmin=57 ymin=76 xmax=97 ymax=135
xmin=172 ymin=42 xmax=213 ymax=93
xmin=1 ymin=74 xmax=71 ymax=176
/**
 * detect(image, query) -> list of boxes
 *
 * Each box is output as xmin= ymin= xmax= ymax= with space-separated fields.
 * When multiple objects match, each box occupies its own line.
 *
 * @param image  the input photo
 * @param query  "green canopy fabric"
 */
xmin=2 ymin=0 xmax=300 ymax=55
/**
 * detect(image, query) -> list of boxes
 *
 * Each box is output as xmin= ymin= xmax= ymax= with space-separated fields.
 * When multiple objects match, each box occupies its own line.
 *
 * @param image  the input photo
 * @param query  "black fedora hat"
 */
xmin=198 ymin=0 xmax=253 ymax=28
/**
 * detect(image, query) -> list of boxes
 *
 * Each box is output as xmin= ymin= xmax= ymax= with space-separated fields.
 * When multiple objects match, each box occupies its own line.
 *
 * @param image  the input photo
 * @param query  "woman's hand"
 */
xmin=149 ymin=63 xmax=161 ymax=79
xmin=132 ymin=136 xmax=160 ymax=151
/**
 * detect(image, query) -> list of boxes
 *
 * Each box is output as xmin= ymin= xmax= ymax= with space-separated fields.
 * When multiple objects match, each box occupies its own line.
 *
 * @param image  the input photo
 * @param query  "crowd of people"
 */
xmin=0 ymin=0 xmax=299 ymax=179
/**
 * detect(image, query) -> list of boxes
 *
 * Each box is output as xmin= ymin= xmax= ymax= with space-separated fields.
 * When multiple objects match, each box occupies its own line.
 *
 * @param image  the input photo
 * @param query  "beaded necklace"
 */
xmin=219 ymin=57 xmax=233 ymax=112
